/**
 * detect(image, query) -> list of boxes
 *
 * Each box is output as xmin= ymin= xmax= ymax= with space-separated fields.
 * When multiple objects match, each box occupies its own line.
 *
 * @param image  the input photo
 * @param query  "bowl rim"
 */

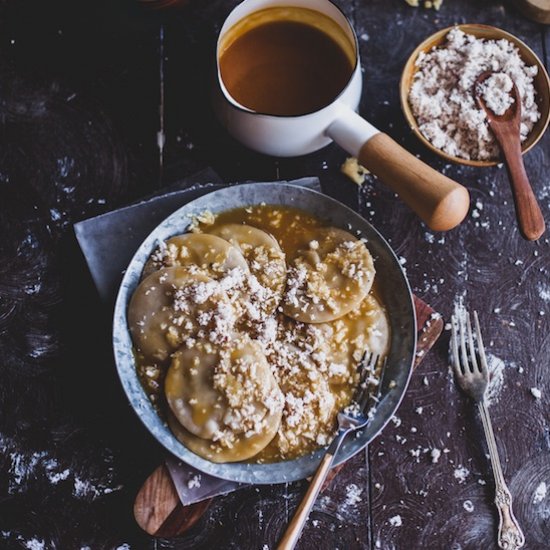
xmin=400 ymin=23 xmax=550 ymax=168
xmin=112 ymin=182 xmax=417 ymax=484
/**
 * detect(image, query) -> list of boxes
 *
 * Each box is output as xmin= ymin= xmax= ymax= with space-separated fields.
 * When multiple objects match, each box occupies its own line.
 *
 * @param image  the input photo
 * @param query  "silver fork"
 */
xmin=451 ymin=309 xmax=525 ymax=550
xmin=277 ymin=352 xmax=382 ymax=550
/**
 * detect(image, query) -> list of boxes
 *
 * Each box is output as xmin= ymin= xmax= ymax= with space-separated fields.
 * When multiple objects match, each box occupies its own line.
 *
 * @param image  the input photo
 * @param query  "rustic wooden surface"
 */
xmin=0 ymin=0 xmax=549 ymax=549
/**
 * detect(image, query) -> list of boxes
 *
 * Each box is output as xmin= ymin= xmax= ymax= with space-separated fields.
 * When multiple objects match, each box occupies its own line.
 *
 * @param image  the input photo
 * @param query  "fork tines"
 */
xmin=450 ymin=305 xmax=489 ymax=401
xmin=354 ymin=351 xmax=381 ymax=413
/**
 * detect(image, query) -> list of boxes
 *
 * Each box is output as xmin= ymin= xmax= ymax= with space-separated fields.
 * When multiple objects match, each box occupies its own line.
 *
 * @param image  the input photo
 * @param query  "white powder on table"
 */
xmin=531 ymin=387 xmax=542 ymax=399
xmin=430 ymin=448 xmax=441 ymax=464
xmin=409 ymin=28 xmax=540 ymax=161
xmin=389 ymin=514 xmax=403 ymax=527
xmin=463 ymin=500 xmax=474 ymax=512
xmin=453 ymin=465 xmax=470 ymax=484
xmin=533 ymin=481 xmax=547 ymax=504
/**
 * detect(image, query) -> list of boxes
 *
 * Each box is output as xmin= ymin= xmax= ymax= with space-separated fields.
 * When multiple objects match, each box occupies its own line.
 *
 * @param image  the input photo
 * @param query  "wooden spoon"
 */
xmin=475 ymin=71 xmax=545 ymax=241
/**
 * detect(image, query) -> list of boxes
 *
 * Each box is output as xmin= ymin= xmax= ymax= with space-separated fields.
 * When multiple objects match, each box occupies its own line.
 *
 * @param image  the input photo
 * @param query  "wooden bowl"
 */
xmin=400 ymin=24 xmax=550 ymax=167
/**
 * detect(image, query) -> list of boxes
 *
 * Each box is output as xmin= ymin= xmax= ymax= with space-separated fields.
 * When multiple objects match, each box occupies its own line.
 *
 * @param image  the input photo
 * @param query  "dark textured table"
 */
xmin=1 ymin=1 xmax=550 ymax=549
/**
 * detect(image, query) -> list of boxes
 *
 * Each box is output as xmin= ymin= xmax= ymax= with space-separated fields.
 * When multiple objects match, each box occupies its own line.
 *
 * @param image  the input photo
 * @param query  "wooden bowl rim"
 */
xmin=400 ymin=23 xmax=550 ymax=168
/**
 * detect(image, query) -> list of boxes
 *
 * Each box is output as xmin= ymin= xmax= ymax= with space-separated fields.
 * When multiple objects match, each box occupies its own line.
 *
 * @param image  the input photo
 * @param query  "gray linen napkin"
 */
xmin=74 ymin=169 xmax=321 ymax=505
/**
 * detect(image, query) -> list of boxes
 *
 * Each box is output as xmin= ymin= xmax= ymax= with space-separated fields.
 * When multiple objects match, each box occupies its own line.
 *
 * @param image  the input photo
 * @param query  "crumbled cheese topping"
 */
xmin=476 ymin=72 xmax=515 ymax=116
xmin=284 ymin=239 xmax=372 ymax=315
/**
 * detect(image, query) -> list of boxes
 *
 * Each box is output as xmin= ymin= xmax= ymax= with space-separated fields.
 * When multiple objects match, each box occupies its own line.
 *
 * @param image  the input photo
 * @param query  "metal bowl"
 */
xmin=113 ymin=183 xmax=416 ymax=484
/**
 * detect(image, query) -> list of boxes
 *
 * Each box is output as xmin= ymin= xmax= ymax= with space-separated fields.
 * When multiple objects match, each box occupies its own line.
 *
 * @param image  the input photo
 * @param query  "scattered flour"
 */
xmin=531 ymin=387 xmax=542 ymax=400
xmin=389 ymin=515 xmax=403 ymax=527
xmin=390 ymin=416 xmax=402 ymax=428
xmin=533 ymin=481 xmax=547 ymax=504
xmin=409 ymin=28 xmax=540 ymax=160
xmin=485 ymin=354 xmax=506 ymax=406
xmin=538 ymin=284 xmax=550 ymax=302
xmin=2 ymin=433 xmax=121 ymax=500
xmin=463 ymin=500 xmax=474 ymax=513
xmin=454 ymin=466 xmax=470 ymax=484
xmin=47 ymin=468 xmax=71 ymax=485
xmin=24 ymin=540 xmax=46 ymax=550
xmin=344 ymin=483 xmax=363 ymax=506
xmin=430 ymin=448 xmax=442 ymax=464
xmin=187 ymin=474 xmax=202 ymax=489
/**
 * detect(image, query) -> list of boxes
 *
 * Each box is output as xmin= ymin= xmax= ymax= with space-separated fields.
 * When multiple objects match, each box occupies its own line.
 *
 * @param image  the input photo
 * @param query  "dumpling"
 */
xmin=165 ymin=339 xmax=283 ymax=462
xmin=282 ymin=227 xmax=375 ymax=323
xmin=207 ymin=224 xmax=286 ymax=316
xmin=128 ymin=267 xmax=236 ymax=362
xmin=261 ymin=343 xmax=338 ymax=459
xmin=306 ymin=294 xmax=390 ymax=385
xmin=142 ymin=233 xmax=249 ymax=280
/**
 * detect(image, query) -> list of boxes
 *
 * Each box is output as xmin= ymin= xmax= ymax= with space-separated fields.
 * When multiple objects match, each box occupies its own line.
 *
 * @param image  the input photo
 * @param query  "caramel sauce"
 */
xmin=219 ymin=19 xmax=354 ymax=116
xmin=135 ymin=205 xmax=388 ymax=463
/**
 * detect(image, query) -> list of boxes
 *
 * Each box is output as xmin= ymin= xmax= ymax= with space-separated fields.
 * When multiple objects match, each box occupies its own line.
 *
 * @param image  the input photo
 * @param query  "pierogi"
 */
xmin=129 ymin=205 xmax=390 ymax=464
xmin=283 ymin=227 xmax=375 ymax=323
xmin=209 ymin=223 xmax=286 ymax=316
xmin=142 ymin=233 xmax=249 ymax=280
xmin=165 ymin=339 xmax=284 ymax=462
xmin=128 ymin=267 xmax=236 ymax=362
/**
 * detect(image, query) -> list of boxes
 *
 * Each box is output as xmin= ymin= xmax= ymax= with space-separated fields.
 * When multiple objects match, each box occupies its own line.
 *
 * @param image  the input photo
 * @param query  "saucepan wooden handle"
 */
xmin=358 ymin=133 xmax=470 ymax=231
xmin=327 ymin=106 xmax=470 ymax=231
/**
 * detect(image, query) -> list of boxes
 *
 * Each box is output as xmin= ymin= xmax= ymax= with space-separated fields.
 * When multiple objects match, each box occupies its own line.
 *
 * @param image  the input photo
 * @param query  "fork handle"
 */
xmin=277 ymin=429 xmax=348 ymax=550
xmin=478 ymin=402 xmax=525 ymax=550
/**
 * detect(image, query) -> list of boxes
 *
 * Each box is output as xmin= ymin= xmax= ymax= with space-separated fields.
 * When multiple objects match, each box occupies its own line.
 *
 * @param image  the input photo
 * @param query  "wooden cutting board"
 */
xmin=134 ymin=295 xmax=444 ymax=538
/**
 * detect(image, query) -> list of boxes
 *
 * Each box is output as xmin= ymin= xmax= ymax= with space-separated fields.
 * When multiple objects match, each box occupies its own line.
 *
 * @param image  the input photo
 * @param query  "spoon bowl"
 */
xmin=474 ymin=71 xmax=520 ymax=124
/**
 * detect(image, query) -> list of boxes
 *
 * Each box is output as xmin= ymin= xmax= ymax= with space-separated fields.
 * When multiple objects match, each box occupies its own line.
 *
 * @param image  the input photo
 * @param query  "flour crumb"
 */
xmin=47 ymin=468 xmax=71 ymax=485
xmin=530 ymin=387 xmax=542 ymax=400
xmin=391 ymin=416 xmax=402 ymax=428
xmin=533 ymin=481 xmax=547 ymax=504
xmin=187 ymin=474 xmax=202 ymax=489
xmin=430 ymin=448 xmax=442 ymax=464
xmin=454 ymin=466 xmax=470 ymax=484
xmin=485 ymin=354 xmax=505 ymax=406
xmin=415 ymin=406 xmax=423 ymax=415
xmin=345 ymin=483 xmax=363 ymax=506
xmin=389 ymin=515 xmax=403 ymax=527
xmin=463 ymin=500 xmax=474 ymax=513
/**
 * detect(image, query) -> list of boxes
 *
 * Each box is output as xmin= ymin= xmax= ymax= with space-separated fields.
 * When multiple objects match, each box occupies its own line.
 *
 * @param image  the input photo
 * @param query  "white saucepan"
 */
xmin=213 ymin=0 xmax=470 ymax=231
